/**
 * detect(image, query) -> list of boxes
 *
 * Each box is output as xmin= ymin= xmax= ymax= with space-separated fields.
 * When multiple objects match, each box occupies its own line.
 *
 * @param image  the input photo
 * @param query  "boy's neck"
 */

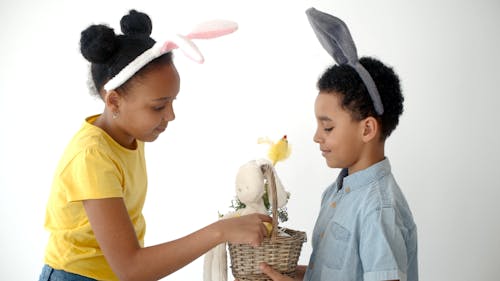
xmin=347 ymin=141 xmax=385 ymax=175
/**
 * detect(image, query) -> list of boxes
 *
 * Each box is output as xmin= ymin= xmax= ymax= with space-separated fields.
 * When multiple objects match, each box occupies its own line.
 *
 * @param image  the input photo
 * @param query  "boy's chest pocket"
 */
xmin=320 ymin=221 xmax=351 ymax=270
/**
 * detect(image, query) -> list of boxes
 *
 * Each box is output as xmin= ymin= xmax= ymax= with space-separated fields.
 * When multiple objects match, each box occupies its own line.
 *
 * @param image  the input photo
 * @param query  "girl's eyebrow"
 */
xmin=318 ymin=115 xmax=332 ymax=122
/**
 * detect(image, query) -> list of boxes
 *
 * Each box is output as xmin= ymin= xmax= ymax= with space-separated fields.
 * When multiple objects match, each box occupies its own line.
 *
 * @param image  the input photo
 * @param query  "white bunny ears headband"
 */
xmin=306 ymin=8 xmax=384 ymax=115
xmin=103 ymin=20 xmax=238 ymax=91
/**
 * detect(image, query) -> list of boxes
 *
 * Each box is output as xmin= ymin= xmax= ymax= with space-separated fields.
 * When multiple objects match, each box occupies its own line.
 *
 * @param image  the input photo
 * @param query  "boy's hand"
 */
xmin=260 ymin=263 xmax=303 ymax=281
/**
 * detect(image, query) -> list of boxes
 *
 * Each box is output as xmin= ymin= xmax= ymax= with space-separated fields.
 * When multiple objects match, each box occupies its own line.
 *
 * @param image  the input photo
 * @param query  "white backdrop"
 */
xmin=1 ymin=0 xmax=499 ymax=280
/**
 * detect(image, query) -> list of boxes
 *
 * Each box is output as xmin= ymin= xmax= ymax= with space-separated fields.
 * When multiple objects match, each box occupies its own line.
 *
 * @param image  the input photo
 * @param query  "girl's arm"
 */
xmin=83 ymin=197 xmax=270 ymax=281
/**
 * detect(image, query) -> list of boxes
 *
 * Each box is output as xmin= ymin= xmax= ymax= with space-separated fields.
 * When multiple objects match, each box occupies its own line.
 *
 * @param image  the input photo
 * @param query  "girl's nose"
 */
xmin=165 ymin=104 xmax=175 ymax=122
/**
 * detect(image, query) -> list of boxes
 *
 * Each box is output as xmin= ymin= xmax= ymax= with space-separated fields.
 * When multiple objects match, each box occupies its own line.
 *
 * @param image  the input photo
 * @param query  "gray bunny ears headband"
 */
xmin=306 ymin=8 xmax=384 ymax=115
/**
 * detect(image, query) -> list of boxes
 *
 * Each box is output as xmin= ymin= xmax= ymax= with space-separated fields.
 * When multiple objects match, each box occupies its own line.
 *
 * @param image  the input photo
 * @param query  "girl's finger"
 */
xmin=260 ymin=223 xmax=268 ymax=238
xmin=258 ymin=214 xmax=273 ymax=223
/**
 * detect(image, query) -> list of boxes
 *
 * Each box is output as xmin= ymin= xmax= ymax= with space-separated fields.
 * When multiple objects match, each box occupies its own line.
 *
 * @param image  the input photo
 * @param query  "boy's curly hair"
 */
xmin=317 ymin=57 xmax=404 ymax=140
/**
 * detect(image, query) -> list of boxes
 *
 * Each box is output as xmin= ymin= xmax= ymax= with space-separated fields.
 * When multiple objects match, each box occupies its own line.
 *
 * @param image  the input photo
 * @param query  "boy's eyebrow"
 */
xmin=152 ymin=96 xmax=175 ymax=102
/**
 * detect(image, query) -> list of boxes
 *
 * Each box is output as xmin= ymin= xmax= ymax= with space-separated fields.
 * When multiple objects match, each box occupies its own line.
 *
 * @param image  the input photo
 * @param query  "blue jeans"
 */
xmin=38 ymin=265 xmax=97 ymax=281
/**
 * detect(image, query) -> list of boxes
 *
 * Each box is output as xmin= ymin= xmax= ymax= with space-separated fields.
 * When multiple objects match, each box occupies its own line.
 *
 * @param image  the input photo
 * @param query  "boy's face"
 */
xmin=314 ymin=92 xmax=365 ymax=171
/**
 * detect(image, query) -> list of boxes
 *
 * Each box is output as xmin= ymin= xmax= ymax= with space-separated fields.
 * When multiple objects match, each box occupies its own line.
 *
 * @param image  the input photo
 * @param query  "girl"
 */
xmin=39 ymin=10 xmax=271 ymax=281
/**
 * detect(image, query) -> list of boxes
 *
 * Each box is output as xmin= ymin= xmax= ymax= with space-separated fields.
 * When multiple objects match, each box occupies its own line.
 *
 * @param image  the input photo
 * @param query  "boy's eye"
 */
xmin=324 ymin=127 xmax=333 ymax=132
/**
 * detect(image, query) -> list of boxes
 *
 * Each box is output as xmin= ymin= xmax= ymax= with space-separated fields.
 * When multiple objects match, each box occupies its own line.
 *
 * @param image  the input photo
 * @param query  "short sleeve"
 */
xmin=60 ymin=148 xmax=124 ymax=202
xmin=360 ymin=207 xmax=408 ymax=281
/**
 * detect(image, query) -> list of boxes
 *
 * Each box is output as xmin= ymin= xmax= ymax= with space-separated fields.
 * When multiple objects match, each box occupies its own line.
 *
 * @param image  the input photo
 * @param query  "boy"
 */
xmin=260 ymin=8 xmax=418 ymax=281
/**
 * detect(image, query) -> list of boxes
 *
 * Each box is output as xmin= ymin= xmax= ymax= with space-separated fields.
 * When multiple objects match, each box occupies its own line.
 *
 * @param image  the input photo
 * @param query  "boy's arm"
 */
xmin=360 ymin=207 xmax=408 ymax=281
xmin=295 ymin=265 xmax=308 ymax=279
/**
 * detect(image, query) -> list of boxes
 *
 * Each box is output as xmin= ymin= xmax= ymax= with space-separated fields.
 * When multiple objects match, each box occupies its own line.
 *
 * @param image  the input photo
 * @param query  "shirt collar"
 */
xmin=336 ymin=158 xmax=391 ymax=192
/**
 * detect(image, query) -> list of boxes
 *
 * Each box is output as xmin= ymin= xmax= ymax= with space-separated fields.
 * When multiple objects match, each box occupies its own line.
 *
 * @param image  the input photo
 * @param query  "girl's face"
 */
xmin=115 ymin=62 xmax=180 ymax=143
xmin=313 ymin=92 xmax=365 ymax=171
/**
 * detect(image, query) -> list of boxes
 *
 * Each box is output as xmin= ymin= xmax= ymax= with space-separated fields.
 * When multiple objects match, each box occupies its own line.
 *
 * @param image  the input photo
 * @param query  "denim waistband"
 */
xmin=39 ymin=265 xmax=97 ymax=281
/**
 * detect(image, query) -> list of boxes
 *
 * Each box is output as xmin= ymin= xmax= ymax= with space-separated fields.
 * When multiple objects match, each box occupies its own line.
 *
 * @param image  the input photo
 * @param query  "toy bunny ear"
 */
xmin=256 ymin=158 xmax=289 ymax=209
xmin=187 ymin=20 xmax=238 ymax=39
xmin=255 ymin=158 xmax=273 ymax=168
xmin=306 ymin=7 xmax=384 ymax=115
xmin=272 ymin=170 xmax=289 ymax=209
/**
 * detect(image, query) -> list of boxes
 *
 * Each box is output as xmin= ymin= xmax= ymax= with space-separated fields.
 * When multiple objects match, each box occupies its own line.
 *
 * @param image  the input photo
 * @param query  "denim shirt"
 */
xmin=304 ymin=159 xmax=418 ymax=281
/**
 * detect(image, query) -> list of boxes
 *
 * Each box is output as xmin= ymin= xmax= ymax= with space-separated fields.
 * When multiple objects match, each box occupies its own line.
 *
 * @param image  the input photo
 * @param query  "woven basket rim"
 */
xmin=228 ymin=227 xmax=306 ymax=246
xmin=228 ymin=164 xmax=307 ymax=280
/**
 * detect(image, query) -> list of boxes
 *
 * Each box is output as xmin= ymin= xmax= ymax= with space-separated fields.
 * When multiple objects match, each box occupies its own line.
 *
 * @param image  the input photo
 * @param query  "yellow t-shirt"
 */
xmin=43 ymin=115 xmax=147 ymax=280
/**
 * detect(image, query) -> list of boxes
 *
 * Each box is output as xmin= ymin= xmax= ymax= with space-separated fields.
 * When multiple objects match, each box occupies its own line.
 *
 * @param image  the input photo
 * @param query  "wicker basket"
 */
xmin=228 ymin=164 xmax=307 ymax=281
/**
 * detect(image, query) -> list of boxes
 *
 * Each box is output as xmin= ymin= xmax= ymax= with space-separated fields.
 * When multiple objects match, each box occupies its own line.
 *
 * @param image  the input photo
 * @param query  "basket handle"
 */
xmin=261 ymin=164 xmax=279 ymax=241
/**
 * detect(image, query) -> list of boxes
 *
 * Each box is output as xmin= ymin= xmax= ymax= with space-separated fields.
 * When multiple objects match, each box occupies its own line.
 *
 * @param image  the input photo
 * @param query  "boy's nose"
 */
xmin=313 ymin=129 xmax=322 ymax=143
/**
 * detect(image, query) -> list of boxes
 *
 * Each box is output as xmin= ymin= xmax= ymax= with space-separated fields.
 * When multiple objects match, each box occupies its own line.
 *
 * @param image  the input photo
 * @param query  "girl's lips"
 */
xmin=155 ymin=126 xmax=167 ymax=133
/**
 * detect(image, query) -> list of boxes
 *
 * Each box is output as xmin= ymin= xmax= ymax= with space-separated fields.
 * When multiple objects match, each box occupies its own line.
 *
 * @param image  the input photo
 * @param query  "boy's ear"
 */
xmin=361 ymin=116 xmax=379 ymax=142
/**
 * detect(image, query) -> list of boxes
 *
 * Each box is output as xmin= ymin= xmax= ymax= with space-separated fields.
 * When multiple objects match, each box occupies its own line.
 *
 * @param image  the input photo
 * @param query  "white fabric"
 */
xmin=103 ymin=42 xmax=164 ymax=91
xmin=103 ymin=20 xmax=238 ymax=91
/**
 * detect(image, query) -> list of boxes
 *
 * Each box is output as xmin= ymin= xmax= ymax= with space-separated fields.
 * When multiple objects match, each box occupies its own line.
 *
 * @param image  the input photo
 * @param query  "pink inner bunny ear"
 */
xmin=162 ymin=34 xmax=205 ymax=63
xmin=187 ymin=20 xmax=238 ymax=39
xmin=161 ymin=41 xmax=179 ymax=53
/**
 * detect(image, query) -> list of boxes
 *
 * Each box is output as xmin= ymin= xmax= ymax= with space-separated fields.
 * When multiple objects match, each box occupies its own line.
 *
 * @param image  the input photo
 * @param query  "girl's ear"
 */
xmin=104 ymin=90 xmax=121 ymax=114
xmin=361 ymin=116 xmax=379 ymax=143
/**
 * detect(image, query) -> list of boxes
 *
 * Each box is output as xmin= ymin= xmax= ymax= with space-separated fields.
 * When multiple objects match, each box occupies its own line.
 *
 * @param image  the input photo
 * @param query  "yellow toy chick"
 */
xmin=258 ymin=135 xmax=291 ymax=166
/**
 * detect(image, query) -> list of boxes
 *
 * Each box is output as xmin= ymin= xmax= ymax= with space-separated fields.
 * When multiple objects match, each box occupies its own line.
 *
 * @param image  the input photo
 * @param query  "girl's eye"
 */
xmin=324 ymin=127 xmax=333 ymax=132
xmin=153 ymin=106 xmax=166 ymax=111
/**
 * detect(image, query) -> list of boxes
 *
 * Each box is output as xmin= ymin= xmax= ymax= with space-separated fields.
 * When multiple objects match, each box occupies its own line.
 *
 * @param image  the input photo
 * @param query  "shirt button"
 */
xmin=330 ymin=201 xmax=337 ymax=208
xmin=320 ymin=232 xmax=325 ymax=239
xmin=345 ymin=186 xmax=351 ymax=193
xmin=310 ymin=262 xmax=314 ymax=270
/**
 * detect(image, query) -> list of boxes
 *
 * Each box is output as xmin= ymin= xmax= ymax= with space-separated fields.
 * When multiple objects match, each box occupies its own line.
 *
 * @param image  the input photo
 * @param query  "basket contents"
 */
xmin=203 ymin=136 xmax=306 ymax=281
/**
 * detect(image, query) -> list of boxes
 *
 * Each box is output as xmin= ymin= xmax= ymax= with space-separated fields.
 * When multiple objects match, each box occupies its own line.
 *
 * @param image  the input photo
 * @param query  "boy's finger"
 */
xmin=260 ymin=263 xmax=281 ymax=280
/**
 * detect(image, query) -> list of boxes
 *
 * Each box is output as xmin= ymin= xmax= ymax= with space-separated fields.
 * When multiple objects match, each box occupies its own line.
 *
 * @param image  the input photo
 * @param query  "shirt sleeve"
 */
xmin=359 ymin=206 xmax=408 ymax=281
xmin=60 ymin=148 xmax=124 ymax=202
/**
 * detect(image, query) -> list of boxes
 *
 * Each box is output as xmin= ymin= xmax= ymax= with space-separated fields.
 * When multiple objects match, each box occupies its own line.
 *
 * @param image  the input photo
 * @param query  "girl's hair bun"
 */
xmin=120 ymin=10 xmax=152 ymax=37
xmin=80 ymin=24 xmax=117 ymax=63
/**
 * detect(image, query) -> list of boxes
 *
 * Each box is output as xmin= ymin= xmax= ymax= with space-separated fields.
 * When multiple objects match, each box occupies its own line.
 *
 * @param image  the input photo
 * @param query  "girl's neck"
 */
xmin=93 ymin=112 xmax=137 ymax=150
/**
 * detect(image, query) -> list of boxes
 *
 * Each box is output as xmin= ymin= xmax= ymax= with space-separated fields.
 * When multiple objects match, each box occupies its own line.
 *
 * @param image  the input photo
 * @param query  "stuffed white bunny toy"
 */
xmin=203 ymin=158 xmax=289 ymax=281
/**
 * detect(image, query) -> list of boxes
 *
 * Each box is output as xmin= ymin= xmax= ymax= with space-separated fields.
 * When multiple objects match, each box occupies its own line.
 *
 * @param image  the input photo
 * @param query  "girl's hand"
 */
xmin=217 ymin=213 xmax=272 ymax=247
xmin=260 ymin=263 xmax=305 ymax=281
